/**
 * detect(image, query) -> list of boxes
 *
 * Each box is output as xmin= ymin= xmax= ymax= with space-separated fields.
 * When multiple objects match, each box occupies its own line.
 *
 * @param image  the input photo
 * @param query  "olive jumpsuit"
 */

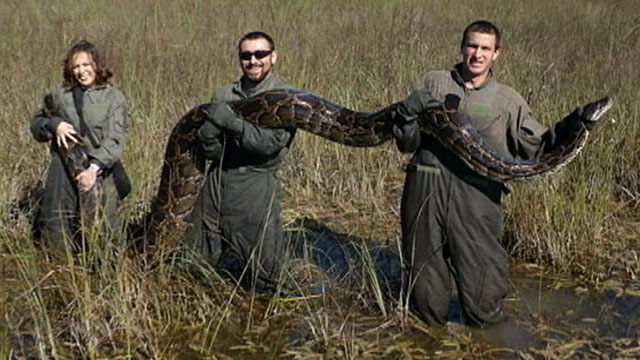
xmin=187 ymin=76 xmax=295 ymax=293
xmin=394 ymin=64 xmax=584 ymax=326
xmin=31 ymin=84 xmax=128 ymax=255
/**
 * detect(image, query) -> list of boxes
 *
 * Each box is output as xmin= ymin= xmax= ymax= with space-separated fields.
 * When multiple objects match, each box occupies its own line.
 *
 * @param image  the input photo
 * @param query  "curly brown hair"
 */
xmin=62 ymin=40 xmax=113 ymax=88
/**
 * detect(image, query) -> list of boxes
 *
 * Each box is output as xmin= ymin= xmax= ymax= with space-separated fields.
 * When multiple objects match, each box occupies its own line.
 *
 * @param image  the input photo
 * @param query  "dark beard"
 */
xmin=241 ymin=70 xmax=271 ymax=91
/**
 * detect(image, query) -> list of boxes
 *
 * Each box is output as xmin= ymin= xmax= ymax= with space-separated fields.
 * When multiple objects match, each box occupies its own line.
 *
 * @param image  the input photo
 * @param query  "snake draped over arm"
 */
xmin=225 ymin=89 xmax=613 ymax=182
xmin=52 ymin=89 xmax=612 ymax=240
xmin=141 ymin=89 xmax=612 ymax=239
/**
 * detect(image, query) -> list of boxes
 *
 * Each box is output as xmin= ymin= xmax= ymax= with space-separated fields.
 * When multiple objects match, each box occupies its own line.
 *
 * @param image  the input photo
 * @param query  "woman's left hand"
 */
xmin=76 ymin=167 xmax=99 ymax=192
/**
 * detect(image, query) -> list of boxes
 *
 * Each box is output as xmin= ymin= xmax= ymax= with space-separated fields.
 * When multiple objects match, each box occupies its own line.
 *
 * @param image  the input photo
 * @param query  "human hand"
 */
xmin=55 ymin=122 xmax=79 ymax=149
xmin=444 ymin=94 xmax=461 ymax=110
xmin=199 ymin=118 xmax=223 ymax=139
xmin=207 ymin=102 xmax=244 ymax=135
xmin=75 ymin=167 xmax=98 ymax=192
xmin=207 ymin=103 xmax=237 ymax=128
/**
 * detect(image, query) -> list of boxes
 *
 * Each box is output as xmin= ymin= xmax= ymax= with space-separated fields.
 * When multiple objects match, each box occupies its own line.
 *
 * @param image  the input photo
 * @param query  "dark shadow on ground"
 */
xmin=285 ymin=217 xmax=403 ymax=298
xmin=284 ymin=218 xmax=640 ymax=356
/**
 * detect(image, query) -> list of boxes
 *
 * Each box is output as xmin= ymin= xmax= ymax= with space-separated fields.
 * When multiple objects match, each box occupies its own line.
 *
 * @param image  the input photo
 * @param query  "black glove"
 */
xmin=206 ymin=102 xmax=244 ymax=136
xmin=199 ymin=118 xmax=222 ymax=140
xmin=397 ymin=88 xmax=442 ymax=120
xmin=392 ymin=119 xmax=421 ymax=153
xmin=198 ymin=119 xmax=224 ymax=161
xmin=444 ymin=94 xmax=461 ymax=110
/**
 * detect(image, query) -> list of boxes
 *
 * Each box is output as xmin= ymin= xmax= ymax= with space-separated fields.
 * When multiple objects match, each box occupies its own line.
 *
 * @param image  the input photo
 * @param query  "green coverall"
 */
xmin=394 ymin=63 xmax=584 ymax=327
xmin=30 ymin=84 xmax=129 ymax=255
xmin=187 ymin=76 xmax=295 ymax=293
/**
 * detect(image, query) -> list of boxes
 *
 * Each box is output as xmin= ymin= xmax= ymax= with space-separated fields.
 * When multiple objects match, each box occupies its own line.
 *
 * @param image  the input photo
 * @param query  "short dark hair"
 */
xmin=62 ymin=40 xmax=113 ymax=88
xmin=461 ymin=20 xmax=501 ymax=50
xmin=237 ymin=31 xmax=275 ymax=53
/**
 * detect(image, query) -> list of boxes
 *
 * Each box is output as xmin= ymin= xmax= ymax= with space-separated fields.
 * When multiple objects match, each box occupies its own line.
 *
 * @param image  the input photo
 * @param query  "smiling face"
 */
xmin=460 ymin=31 xmax=500 ymax=87
xmin=238 ymin=37 xmax=277 ymax=86
xmin=71 ymin=51 xmax=97 ymax=88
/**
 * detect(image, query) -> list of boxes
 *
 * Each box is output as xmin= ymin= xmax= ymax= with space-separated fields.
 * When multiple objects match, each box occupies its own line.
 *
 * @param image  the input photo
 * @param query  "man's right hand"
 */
xmin=55 ymin=121 xmax=79 ymax=149
xmin=398 ymin=88 xmax=442 ymax=118
xmin=207 ymin=102 xmax=244 ymax=136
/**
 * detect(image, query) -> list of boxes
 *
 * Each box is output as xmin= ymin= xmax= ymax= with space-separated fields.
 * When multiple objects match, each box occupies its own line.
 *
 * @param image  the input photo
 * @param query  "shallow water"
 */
xmin=474 ymin=271 xmax=640 ymax=356
xmin=289 ymin=220 xmax=640 ymax=357
xmin=8 ymin=220 xmax=637 ymax=359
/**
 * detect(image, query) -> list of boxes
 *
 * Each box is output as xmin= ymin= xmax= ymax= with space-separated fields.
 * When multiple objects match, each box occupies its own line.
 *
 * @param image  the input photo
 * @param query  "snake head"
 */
xmin=581 ymin=96 xmax=613 ymax=130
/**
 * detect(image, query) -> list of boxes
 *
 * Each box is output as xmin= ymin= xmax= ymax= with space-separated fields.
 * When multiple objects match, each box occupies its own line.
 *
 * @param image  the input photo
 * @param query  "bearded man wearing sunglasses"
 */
xmin=187 ymin=31 xmax=295 ymax=294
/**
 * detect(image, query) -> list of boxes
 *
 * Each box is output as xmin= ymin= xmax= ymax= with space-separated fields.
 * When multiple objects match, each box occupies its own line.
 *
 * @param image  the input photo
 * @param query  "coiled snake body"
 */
xmin=56 ymin=89 xmax=613 ymax=239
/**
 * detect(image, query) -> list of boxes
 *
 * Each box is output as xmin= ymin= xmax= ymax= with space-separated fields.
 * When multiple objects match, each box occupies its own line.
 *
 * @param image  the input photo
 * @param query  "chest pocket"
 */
xmin=83 ymin=103 xmax=110 ymax=141
xmin=467 ymin=102 xmax=495 ymax=131
xmin=466 ymin=101 xmax=507 ymax=152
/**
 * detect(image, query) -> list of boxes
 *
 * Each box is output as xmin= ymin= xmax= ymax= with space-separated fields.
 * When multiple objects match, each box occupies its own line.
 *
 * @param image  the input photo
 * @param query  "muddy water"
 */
xmin=9 ymin=220 xmax=636 ymax=358
xmin=478 ymin=272 xmax=639 ymax=346
xmin=289 ymin=220 xmax=640 ymax=356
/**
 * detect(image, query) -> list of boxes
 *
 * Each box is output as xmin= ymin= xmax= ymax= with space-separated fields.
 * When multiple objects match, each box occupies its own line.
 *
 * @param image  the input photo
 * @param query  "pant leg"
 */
xmin=221 ymin=169 xmax=284 ymax=293
xmin=91 ymin=174 xmax=123 ymax=253
xmin=185 ymin=169 xmax=223 ymax=266
xmin=448 ymin=178 xmax=508 ymax=327
xmin=401 ymin=166 xmax=451 ymax=326
xmin=99 ymin=174 xmax=121 ymax=235
xmin=37 ymin=154 xmax=78 ymax=255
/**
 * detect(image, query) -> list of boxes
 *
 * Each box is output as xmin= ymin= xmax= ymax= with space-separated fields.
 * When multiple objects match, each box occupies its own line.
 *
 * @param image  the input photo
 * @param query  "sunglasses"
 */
xmin=239 ymin=49 xmax=273 ymax=61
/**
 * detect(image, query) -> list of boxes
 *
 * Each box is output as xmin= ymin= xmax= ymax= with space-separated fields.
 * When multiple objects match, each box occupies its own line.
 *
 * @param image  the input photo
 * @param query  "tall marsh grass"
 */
xmin=1 ymin=0 xmax=639 ymax=357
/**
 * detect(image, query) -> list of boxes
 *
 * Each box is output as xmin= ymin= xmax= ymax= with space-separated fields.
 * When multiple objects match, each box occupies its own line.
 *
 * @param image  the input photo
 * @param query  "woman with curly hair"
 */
xmin=30 ymin=40 xmax=129 ymax=257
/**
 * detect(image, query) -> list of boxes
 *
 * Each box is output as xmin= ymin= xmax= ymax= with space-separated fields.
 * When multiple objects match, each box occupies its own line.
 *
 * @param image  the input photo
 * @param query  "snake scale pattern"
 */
xmin=227 ymin=89 xmax=613 ymax=182
xmin=52 ymin=89 xmax=612 ymax=238
xmin=43 ymin=94 xmax=103 ymax=228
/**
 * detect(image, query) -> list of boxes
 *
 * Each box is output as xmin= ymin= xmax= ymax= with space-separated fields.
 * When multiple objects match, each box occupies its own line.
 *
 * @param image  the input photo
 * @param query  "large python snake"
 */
xmin=43 ymin=94 xmax=103 ymax=229
xmin=53 ymin=89 xmax=613 ymax=239
xmin=226 ymin=89 xmax=613 ymax=182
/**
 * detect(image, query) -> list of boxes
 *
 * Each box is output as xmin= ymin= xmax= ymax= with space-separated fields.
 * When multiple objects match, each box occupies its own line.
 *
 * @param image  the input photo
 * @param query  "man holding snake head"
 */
xmin=393 ymin=20 xmax=599 ymax=327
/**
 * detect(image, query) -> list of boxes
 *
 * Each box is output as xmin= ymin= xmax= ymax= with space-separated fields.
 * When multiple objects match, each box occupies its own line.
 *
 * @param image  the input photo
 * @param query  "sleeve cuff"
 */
xmin=46 ymin=116 xmax=64 ymax=133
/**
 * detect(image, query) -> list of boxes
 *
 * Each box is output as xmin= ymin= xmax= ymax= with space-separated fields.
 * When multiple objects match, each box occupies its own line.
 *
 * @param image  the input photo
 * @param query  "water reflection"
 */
xmin=288 ymin=219 xmax=640 ymax=354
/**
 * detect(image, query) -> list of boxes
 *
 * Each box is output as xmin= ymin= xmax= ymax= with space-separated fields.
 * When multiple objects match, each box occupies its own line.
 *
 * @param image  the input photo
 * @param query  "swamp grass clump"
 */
xmin=1 ymin=223 xmax=432 ymax=358
xmin=1 ymin=0 xmax=640 ymax=358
